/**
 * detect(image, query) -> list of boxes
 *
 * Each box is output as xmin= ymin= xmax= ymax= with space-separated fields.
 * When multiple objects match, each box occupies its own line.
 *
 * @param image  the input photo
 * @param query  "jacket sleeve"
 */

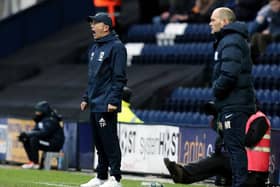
xmin=245 ymin=117 xmax=268 ymax=147
xmin=82 ymin=47 xmax=93 ymax=103
xmin=82 ymin=86 xmax=89 ymax=103
xmin=213 ymin=42 xmax=243 ymax=99
xmin=107 ymin=43 xmax=127 ymax=106
xmin=27 ymin=119 xmax=59 ymax=139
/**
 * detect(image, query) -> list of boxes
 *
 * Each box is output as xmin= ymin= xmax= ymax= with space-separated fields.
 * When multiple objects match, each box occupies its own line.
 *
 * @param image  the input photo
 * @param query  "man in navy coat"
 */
xmin=80 ymin=12 xmax=127 ymax=187
xmin=209 ymin=7 xmax=256 ymax=187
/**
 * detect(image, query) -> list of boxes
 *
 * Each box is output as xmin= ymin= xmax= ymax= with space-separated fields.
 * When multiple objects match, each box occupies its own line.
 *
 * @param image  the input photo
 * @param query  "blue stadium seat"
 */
xmin=199 ymin=114 xmax=209 ymax=126
xmin=272 ymin=116 xmax=280 ymax=129
xmin=271 ymin=90 xmax=279 ymax=103
xmin=265 ymin=43 xmax=278 ymax=55
xmin=263 ymin=89 xmax=271 ymax=103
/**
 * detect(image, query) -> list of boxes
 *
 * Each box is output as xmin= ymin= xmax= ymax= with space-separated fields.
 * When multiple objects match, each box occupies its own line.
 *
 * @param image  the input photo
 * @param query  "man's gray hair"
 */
xmin=216 ymin=7 xmax=236 ymax=23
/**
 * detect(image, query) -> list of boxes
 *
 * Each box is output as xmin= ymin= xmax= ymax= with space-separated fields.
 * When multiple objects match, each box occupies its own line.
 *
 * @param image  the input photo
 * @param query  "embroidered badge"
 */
xmin=98 ymin=51 xmax=105 ymax=61
xmin=99 ymin=117 xmax=106 ymax=127
xmin=214 ymin=51 xmax=218 ymax=61
xmin=90 ymin=52 xmax=94 ymax=61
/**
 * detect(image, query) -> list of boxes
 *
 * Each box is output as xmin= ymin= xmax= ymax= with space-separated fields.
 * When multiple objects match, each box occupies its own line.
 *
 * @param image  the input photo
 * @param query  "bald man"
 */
xmin=209 ymin=7 xmax=256 ymax=187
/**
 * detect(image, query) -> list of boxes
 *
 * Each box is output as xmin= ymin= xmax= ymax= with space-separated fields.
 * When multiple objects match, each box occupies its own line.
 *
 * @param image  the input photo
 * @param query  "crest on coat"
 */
xmin=90 ymin=52 xmax=94 ymax=61
xmin=99 ymin=117 xmax=107 ymax=127
xmin=214 ymin=51 xmax=219 ymax=61
xmin=98 ymin=51 xmax=105 ymax=62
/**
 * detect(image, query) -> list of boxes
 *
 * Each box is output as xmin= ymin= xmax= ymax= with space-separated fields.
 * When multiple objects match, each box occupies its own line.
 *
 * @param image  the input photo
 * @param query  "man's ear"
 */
xmin=104 ymin=25 xmax=110 ymax=32
xmin=222 ymin=19 xmax=230 ymax=26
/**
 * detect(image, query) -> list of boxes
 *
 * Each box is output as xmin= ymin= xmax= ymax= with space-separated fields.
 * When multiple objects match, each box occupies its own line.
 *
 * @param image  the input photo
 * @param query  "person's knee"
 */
xmin=29 ymin=136 xmax=39 ymax=145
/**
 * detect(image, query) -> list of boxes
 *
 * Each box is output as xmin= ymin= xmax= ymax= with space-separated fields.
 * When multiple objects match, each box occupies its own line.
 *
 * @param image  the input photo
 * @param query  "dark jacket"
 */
xmin=234 ymin=0 xmax=267 ymax=21
xmin=29 ymin=113 xmax=64 ymax=150
xmin=212 ymin=22 xmax=256 ymax=113
xmin=83 ymin=31 xmax=127 ymax=112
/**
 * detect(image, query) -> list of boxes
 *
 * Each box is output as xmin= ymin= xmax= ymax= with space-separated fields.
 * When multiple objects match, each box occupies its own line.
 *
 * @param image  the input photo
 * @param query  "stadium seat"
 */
xmin=272 ymin=116 xmax=280 ymax=129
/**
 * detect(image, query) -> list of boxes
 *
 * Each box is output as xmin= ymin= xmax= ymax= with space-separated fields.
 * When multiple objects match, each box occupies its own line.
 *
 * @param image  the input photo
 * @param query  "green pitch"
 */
xmin=0 ymin=167 xmax=206 ymax=187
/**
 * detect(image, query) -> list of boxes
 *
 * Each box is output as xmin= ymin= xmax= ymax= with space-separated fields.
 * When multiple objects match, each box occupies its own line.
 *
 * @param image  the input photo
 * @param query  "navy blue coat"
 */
xmin=83 ymin=31 xmax=127 ymax=112
xmin=212 ymin=22 xmax=256 ymax=113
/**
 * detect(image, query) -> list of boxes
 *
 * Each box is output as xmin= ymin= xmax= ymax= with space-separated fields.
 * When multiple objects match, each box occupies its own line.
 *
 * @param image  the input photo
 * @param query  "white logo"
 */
xmin=98 ymin=51 xmax=105 ymax=61
xmin=90 ymin=52 xmax=94 ymax=61
xmin=214 ymin=51 xmax=218 ymax=61
xmin=38 ymin=122 xmax=43 ymax=129
xmin=225 ymin=114 xmax=232 ymax=119
xmin=99 ymin=117 xmax=106 ymax=128
xmin=224 ymin=121 xmax=231 ymax=129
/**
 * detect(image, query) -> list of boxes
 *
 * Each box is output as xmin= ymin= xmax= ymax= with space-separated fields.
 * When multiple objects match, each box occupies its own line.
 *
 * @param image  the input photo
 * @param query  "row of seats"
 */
xmin=254 ymin=77 xmax=280 ymax=90
xmin=265 ymin=43 xmax=280 ymax=55
xmin=131 ymin=55 xmax=280 ymax=67
xmin=126 ymin=24 xmax=165 ymax=43
xmin=141 ymin=43 xmax=213 ymax=55
xmin=163 ymin=98 xmax=280 ymax=116
xmin=131 ymin=43 xmax=213 ymax=65
xmin=256 ymin=89 xmax=280 ymax=103
xmin=141 ymin=42 xmax=280 ymax=57
xmin=129 ymin=43 xmax=280 ymax=65
xmin=252 ymin=64 xmax=280 ymax=78
xmin=171 ymin=87 xmax=280 ymax=104
xmin=131 ymin=54 xmax=212 ymax=65
xmin=134 ymin=109 xmax=280 ymax=128
xmin=135 ymin=110 xmax=211 ymax=126
xmin=174 ymin=34 xmax=213 ymax=43
xmin=131 ymin=48 xmax=280 ymax=65
xmin=126 ymin=24 xmax=212 ymax=43
xmin=162 ymin=99 xmax=205 ymax=113
xmin=171 ymin=87 xmax=213 ymax=101
xmin=126 ymin=24 xmax=280 ymax=51
xmin=256 ymin=54 xmax=280 ymax=65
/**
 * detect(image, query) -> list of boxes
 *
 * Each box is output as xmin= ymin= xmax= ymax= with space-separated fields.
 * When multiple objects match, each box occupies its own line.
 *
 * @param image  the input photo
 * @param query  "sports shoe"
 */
xmin=163 ymin=158 xmax=184 ymax=183
xmin=80 ymin=177 xmax=106 ymax=187
xmin=21 ymin=162 xmax=40 ymax=169
xmin=99 ymin=176 xmax=121 ymax=187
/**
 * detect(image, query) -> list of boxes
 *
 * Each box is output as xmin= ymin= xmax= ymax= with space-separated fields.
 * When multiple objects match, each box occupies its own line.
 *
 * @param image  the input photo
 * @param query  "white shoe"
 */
xmin=100 ymin=176 xmax=121 ymax=187
xmin=22 ymin=162 xmax=40 ymax=169
xmin=80 ymin=177 xmax=106 ymax=187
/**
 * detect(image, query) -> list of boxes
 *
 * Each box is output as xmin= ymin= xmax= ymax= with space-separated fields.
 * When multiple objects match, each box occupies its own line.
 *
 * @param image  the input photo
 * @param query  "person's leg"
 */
xmin=91 ymin=113 xmax=109 ymax=180
xmin=80 ymin=113 xmax=108 ymax=187
xmin=222 ymin=112 xmax=249 ymax=187
xmin=245 ymin=172 xmax=268 ymax=187
xmin=164 ymin=153 xmax=231 ymax=184
xmin=184 ymin=153 xmax=231 ymax=183
xmin=99 ymin=112 xmax=121 ymax=182
xmin=22 ymin=136 xmax=40 ymax=163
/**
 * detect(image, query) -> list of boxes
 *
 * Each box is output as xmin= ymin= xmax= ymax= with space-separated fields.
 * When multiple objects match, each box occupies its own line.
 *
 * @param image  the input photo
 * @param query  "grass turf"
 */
xmin=0 ymin=167 xmax=207 ymax=187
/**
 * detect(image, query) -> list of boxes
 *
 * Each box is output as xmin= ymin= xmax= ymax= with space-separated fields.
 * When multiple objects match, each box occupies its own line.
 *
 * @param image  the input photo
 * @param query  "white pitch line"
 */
xmin=33 ymin=182 xmax=77 ymax=187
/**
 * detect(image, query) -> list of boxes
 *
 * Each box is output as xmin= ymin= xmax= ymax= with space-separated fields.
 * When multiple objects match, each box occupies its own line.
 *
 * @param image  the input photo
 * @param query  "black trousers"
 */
xmin=183 ymin=153 xmax=232 ymax=185
xmin=220 ymin=112 xmax=249 ymax=187
xmin=183 ymin=153 xmax=268 ymax=187
xmin=90 ymin=112 xmax=122 ymax=181
xmin=22 ymin=136 xmax=61 ymax=163
xmin=245 ymin=172 xmax=269 ymax=187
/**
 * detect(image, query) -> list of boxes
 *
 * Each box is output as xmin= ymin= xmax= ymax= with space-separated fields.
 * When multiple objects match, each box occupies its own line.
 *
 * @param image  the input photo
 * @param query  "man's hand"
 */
xmin=80 ymin=101 xmax=88 ymax=111
xmin=107 ymin=104 xmax=117 ymax=112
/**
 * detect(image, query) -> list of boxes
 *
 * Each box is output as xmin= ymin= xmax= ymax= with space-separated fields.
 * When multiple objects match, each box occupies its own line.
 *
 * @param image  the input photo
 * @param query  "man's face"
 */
xmin=35 ymin=111 xmax=42 ymax=116
xmin=90 ymin=21 xmax=109 ymax=39
xmin=270 ymin=0 xmax=280 ymax=13
xmin=209 ymin=10 xmax=224 ymax=34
